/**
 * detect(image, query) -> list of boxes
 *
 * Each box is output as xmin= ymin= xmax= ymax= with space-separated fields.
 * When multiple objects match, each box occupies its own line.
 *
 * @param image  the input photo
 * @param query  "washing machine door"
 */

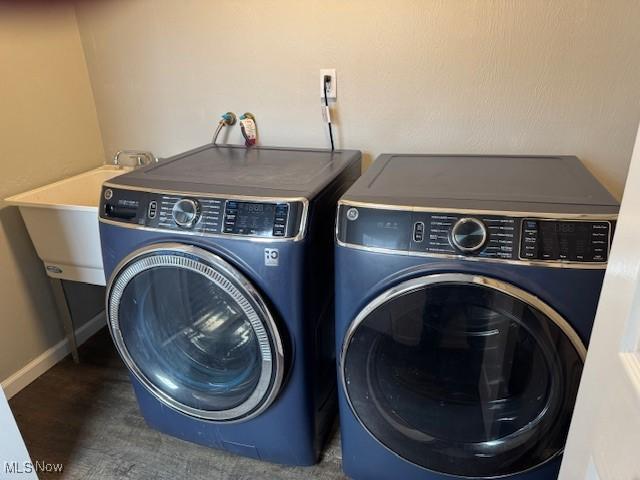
xmin=341 ymin=273 xmax=586 ymax=478
xmin=106 ymin=243 xmax=285 ymax=422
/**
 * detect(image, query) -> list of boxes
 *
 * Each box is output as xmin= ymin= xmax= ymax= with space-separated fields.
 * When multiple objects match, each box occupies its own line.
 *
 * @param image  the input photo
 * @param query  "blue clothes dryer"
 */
xmin=334 ymin=155 xmax=618 ymax=479
xmin=99 ymin=144 xmax=360 ymax=465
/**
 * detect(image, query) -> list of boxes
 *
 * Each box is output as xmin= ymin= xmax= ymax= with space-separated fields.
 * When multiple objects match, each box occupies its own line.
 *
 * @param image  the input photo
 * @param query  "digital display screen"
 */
xmin=539 ymin=221 xmax=592 ymax=261
xmin=225 ymin=202 xmax=277 ymax=236
xmin=340 ymin=207 xmax=412 ymax=250
xmin=540 ymin=222 xmax=580 ymax=234
xmin=520 ymin=219 xmax=609 ymax=262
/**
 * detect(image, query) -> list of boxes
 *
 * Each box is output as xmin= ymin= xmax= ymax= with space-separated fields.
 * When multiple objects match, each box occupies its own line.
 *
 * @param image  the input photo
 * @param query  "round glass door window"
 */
xmin=341 ymin=274 xmax=585 ymax=477
xmin=107 ymin=244 xmax=284 ymax=422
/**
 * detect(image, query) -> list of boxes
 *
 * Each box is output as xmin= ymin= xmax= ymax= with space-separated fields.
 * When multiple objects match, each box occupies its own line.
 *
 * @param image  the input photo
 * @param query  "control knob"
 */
xmin=450 ymin=217 xmax=487 ymax=253
xmin=172 ymin=198 xmax=200 ymax=229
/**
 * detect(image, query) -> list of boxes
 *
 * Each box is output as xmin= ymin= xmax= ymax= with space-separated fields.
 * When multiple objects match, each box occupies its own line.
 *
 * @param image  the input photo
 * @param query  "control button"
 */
xmin=346 ymin=208 xmax=359 ymax=221
xmin=223 ymin=198 xmax=238 ymax=234
xmin=413 ymin=222 xmax=425 ymax=242
xmin=521 ymin=241 xmax=538 ymax=259
xmin=273 ymin=203 xmax=288 ymax=237
xmin=524 ymin=220 xmax=538 ymax=230
xmin=147 ymin=201 xmax=157 ymax=219
xmin=172 ymin=199 xmax=200 ymax=229
xmin=450 ymin=218 xmax=487 ymax=253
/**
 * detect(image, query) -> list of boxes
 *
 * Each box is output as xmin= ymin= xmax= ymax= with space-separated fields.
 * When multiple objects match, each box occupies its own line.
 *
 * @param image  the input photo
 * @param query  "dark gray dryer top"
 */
xmin=107 ymin=144 xmax=361 ymax=199
xmin=342 ymin=154 xmax=619 ymax=214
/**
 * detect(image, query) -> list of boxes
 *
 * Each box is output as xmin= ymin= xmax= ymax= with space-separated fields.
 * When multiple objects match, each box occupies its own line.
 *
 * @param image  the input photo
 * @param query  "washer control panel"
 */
xmin=337 ymin=205 xmax=613 ymax=265
xmin=223 ymin=201 xmax=290 ymax=237
xmin=100 ymin=187 xmax=304 ymax=239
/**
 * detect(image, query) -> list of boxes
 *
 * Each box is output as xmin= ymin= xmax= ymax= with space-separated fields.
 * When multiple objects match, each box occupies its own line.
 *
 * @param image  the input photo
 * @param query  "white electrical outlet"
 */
xmin=320 ymin=69 xmax=337 ymax=100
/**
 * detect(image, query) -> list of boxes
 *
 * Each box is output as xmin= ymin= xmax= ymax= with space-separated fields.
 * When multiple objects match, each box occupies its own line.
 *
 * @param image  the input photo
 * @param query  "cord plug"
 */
xmin=322 ymin=75 xmax=334 ymax=151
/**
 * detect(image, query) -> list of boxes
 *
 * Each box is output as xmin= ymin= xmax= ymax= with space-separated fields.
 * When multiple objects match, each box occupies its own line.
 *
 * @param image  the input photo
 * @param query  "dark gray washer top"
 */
xmin=342 ymin=154 xmax=619 ymax=215
xmin=107 ymin=144 xmax=361 ymax=199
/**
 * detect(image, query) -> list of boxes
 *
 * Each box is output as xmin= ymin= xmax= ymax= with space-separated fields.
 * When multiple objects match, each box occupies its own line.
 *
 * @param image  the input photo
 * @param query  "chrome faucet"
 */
xmin=113 ymin=150 xmax=158 ymax=168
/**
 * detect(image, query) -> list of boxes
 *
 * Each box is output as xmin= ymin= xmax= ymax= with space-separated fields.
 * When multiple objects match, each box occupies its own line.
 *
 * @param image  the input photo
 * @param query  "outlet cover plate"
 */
xmin=320 ymin=69 xmax=337 ymax=100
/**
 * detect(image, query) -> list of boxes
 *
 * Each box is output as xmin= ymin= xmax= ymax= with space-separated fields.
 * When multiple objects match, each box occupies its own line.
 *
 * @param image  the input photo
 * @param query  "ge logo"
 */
xmin=264 ymin=248 xmax=279 ymax=267
xmin=346 ymin=208 xmax=359 ymax=221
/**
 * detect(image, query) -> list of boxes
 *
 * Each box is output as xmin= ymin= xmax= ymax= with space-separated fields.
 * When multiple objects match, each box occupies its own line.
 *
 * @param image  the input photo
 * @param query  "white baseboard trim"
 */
xmin=1 ymin=311 xmax=107 ymax=399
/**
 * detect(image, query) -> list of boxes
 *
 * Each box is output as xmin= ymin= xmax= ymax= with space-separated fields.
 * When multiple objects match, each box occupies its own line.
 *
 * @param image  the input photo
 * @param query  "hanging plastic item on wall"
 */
xmin=240 ymin=113 xmax=258 ymax=146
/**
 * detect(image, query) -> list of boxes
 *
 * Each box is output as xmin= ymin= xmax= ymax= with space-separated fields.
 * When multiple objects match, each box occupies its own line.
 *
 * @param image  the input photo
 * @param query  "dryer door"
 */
xmin=107 ymin=243 xmax=285 ymax=422
xmin=341 ymin=273 xmax=585 ymax=478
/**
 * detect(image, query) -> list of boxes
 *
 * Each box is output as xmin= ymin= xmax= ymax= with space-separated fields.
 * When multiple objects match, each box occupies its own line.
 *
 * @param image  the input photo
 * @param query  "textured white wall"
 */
xmin=0 ymin=4 xmax=104 ymax=383
xmin=75 ymin=0 xmax=640 ymax=198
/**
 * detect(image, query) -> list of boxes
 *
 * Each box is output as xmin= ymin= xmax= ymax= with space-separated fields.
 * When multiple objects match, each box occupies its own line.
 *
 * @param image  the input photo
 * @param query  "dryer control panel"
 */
xmin=99 ymin=186 xmax=305 ymax=239
xmin=336 ymin=204 xmax=614 ymax=266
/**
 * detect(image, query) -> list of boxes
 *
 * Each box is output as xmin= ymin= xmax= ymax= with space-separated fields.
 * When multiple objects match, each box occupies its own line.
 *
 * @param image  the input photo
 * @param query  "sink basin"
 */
xmin=6 ymin=165 xmax=130 ymax=286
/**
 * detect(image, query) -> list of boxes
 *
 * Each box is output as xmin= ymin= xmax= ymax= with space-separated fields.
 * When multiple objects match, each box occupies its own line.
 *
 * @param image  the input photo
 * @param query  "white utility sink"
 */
xmin=6 ymin=165 xmax=130 ymax=286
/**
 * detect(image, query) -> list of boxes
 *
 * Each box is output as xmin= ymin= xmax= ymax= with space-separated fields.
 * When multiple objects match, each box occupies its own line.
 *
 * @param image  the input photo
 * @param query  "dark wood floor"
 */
xmin=9 ymin=329 xmax=346 ymax=480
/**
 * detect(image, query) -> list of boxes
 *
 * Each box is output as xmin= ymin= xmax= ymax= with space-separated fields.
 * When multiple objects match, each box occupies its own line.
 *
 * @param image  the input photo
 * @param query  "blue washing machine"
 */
xmin=334 ymin=155 xmax=618 ymax=479
xmin=99 ymin=144 xmax=360 ymax=465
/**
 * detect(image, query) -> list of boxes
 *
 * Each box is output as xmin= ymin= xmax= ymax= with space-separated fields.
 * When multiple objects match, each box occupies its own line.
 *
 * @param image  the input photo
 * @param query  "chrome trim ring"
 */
xmin=335 ymin=237 xmax=610 ymax=270
xmin=450 ymin=217 xmax=488 ymax=253
xmin=100 ymin=216 xmax=302 ymax=244
xmin=171 ymin=198 xmax=200 ymax=229
xmin=338 ymin=198 xmax=619 ymax=220
xmin=106 ymin=243 xmax=285 ymax=422
xmin=339 ymin=273 xmax=586 ymax=478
